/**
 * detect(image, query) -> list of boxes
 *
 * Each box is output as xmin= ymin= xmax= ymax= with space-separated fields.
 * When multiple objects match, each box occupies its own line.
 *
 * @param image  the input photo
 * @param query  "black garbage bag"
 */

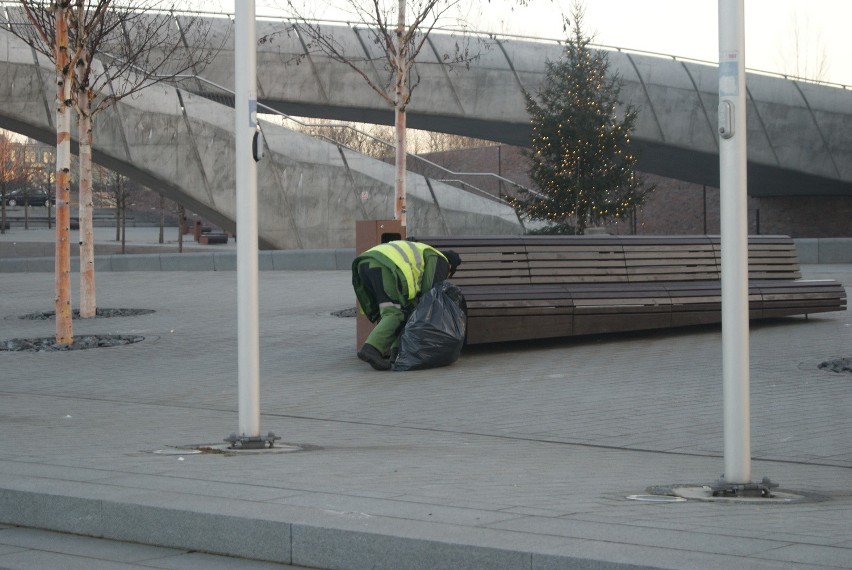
xmin=392 ymin=281 xmax=467 ymax=371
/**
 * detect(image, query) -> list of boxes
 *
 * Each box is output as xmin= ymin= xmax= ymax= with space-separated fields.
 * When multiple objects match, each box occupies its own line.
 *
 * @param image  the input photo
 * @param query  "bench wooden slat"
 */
xmin=468 ymin=298 xmax=575 ymax=309
xmin=531 ymin=275 xmax=628 ymax=284
xmin=527 ymin=254 xmax=626 ymax=264
xmin=450 ymin=253 xmax=528 ymax=262
xmin=529 ymin=266 xmax=627 ymax=275
xmin=469 ymin=307 xmax=574 ymax=318
xmin=573 ymin=313 xmax=671 ymax=335
xmin=624 ymin=265 xmax=718 ymax=275
xmin=623 ymin=247 xmax=716 ymax=255
xmin=624 ymin=256 xmax=717 ymax=265
xmin=454 ymin=268 xmax=530 ymax=277
xmin=452 ymin=277 xmax=531 ymax=286
xmin=466 ymin=316 xmax=573 ymax=344
xmin=625 ymin=273 xmax=720 ymax=282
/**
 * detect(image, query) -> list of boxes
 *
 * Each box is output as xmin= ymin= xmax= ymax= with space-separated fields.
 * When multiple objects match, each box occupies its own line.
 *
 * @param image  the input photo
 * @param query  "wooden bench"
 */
xmin=415 ymin=235 xmax=847 ymax=345
xmin=198 ymin=232 xmax=229 ymax=245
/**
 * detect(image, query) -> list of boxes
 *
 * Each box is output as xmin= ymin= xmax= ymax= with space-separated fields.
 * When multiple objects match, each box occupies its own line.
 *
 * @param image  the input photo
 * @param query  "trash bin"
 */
xmin=355 ymin=219 xmax=405 ymax=348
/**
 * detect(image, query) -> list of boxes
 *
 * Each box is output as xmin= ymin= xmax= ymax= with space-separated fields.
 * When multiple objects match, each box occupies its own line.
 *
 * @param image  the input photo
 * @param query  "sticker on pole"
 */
xmin=719 ymin=51 xmax=739 ymax=97
xmin=248 ymin=99 xmax=257 ymax=128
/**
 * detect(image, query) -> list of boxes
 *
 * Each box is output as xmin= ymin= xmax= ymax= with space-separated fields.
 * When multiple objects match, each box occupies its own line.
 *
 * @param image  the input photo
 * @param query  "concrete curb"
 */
xmin=0 ymin=248 xmax=356 ymax=273
xmin=795 ymin=238 xmax=852 ymax=264
xmin=0 ymin=486 xmax=658 ymax=570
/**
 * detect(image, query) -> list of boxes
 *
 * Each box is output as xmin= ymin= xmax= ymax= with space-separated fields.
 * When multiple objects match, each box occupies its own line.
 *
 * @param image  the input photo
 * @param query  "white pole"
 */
xmin=235 ymin=0 xmax=260 ymax=439
xmin=718 ymin=0 xmax=751 ymax=484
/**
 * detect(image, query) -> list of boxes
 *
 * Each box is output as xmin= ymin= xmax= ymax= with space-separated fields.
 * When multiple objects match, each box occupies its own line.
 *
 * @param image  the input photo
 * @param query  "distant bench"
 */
xmin=198 ymin=232 xmax=229 ymax=245
xmin=416 ymin=235 xmax=848 ymax=345
xmin=191 ymin=221 xmax=229 ymax=245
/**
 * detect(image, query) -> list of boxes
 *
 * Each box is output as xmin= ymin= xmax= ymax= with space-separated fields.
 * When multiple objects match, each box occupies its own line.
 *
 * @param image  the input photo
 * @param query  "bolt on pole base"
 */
xmin=710 ymin=476 xmax=779 ymax=498
xmin=224 ymin=431 xmax=281 ymax=450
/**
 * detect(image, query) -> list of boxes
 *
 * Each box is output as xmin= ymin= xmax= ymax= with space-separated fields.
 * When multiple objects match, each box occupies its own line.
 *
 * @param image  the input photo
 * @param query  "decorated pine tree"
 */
xmin=514 ymin=4 xmax=651 ymax=235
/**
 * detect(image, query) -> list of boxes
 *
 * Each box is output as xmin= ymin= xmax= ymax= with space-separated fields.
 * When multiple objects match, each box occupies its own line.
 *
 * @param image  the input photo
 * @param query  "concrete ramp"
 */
xmin=0 ymin=27 xmax=522 ymax=249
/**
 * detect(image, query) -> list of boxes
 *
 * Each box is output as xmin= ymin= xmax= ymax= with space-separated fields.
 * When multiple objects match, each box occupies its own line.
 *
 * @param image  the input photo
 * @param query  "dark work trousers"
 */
xmin=357 ymin=261 xmax=407 ymax=354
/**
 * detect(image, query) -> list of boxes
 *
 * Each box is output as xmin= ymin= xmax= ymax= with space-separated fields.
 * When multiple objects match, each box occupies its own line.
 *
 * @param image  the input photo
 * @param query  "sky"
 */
xmin=246 ymin=0 xmax=852 ymax=86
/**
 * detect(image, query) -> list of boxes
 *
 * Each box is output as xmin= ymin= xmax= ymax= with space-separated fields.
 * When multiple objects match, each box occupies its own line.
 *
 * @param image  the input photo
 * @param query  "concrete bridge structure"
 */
xmin=202 ymin=17 xmax=851 ymax=199
xmin=2 ymin=13 xmax=851 ymax=249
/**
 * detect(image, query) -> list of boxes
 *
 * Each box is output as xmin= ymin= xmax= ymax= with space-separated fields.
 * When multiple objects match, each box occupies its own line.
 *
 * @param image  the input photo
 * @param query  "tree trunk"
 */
xmin=54 ymin=4 xmax=73 ymax=345
xmin=393 ymin=0 xmax=407 ymax=226
xmin=177 ymin=204 xmax=184 ymax=253
xmin=394 ymin=105 xmax=407 ymax=226
xmin=120 ymin=180 xmax=126 ymax=254
xmin=121 ymin=202 xmax=126 ymax=254
xmin=158 ymin=193 xmax=164 ymax=243
xmin=77 ymin=73 xmax=96 ymax=318
xmin=114 ymin=180 xmax=120 ymax=241
xmin=576 ymin=206 xmax=587 ymax=235
xmin=46 ymin=180 xmax=52 ymax=229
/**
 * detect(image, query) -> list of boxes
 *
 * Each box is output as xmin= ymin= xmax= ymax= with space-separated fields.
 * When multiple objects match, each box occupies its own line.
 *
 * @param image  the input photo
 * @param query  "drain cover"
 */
xmin=626 ymin=494 xmax=687 ymax=503
xmin=204 ymin=443 xmax=304 ymax=454
xmin=153 ymin=449 xmax=202 ymax=455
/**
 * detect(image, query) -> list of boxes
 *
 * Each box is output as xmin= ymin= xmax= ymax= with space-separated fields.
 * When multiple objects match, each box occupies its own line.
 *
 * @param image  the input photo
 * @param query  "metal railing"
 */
xmin=170 ymin=72 xmax=535 ymax=206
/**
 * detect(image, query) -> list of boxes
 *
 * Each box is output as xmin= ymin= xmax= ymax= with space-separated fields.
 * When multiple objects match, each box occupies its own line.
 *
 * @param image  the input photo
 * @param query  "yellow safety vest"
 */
xmin=365 ymin=241 xmax=446 ymax=301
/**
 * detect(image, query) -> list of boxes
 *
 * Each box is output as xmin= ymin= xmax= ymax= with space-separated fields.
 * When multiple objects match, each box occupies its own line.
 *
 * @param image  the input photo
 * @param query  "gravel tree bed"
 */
xmin=2 ymin=308 xmax=152 ymax=352
xmin=818 ymin=358 xmax=852 ymax=374
xmin=1 ymin=335 xmax=145 ymax=352
xmin=19 ymin=308 xmax=155 ymax=320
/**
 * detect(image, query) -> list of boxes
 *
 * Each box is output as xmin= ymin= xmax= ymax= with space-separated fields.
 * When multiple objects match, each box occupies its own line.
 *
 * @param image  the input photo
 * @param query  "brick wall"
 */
xmin=421 ymin=145 xmax=852 ymax=238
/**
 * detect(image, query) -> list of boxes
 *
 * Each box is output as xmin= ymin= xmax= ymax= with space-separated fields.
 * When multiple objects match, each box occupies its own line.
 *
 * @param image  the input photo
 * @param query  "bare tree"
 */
xmin=177 ymin=203 xmax=185 ymax=253
xmin=282 ymin=115 xmax=489 ymax=159
xmin=776 ymin=10 xmax=830 ymax=82
xmin=107 ymin=169 xmax=142 ymax=253
xmin=413 ymin=129 xmax=493 ymax=154
xmin=114 ymin=171 xmax=128 ymax=252
xmin=273 ymin=0 xmax=544 ymax=226
xmin=8 ymin=1 xmax=221 ymax=330
xmin=280 ymin=117 xmax=396 ymax=159
xmin=277 ymin=0 xmax=487 ymax=227
xmin=158 ymin=192 xmax=165 ymax=243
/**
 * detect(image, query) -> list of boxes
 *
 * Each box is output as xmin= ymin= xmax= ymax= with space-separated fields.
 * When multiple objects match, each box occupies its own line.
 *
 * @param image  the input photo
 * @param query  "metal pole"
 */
xmin=235 ymin=0 xmax=260 ymax=439
xmin=718 ymin=0 xmax=751 ymax=484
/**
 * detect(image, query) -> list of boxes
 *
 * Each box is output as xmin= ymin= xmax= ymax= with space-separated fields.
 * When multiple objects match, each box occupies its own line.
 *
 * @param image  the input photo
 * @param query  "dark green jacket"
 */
xmin=352 ymin=241 xmax=449 ymax=321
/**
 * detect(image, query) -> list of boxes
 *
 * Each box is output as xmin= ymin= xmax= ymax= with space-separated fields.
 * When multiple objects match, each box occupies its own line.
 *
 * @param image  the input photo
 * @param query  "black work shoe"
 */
xmin=357 ymin=344 xmax=391 ymax=371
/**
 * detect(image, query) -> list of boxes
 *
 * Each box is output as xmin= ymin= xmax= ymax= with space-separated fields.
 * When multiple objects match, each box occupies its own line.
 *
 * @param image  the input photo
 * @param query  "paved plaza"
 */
xmin=0 ymin=227 xmax=851 ymax=569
